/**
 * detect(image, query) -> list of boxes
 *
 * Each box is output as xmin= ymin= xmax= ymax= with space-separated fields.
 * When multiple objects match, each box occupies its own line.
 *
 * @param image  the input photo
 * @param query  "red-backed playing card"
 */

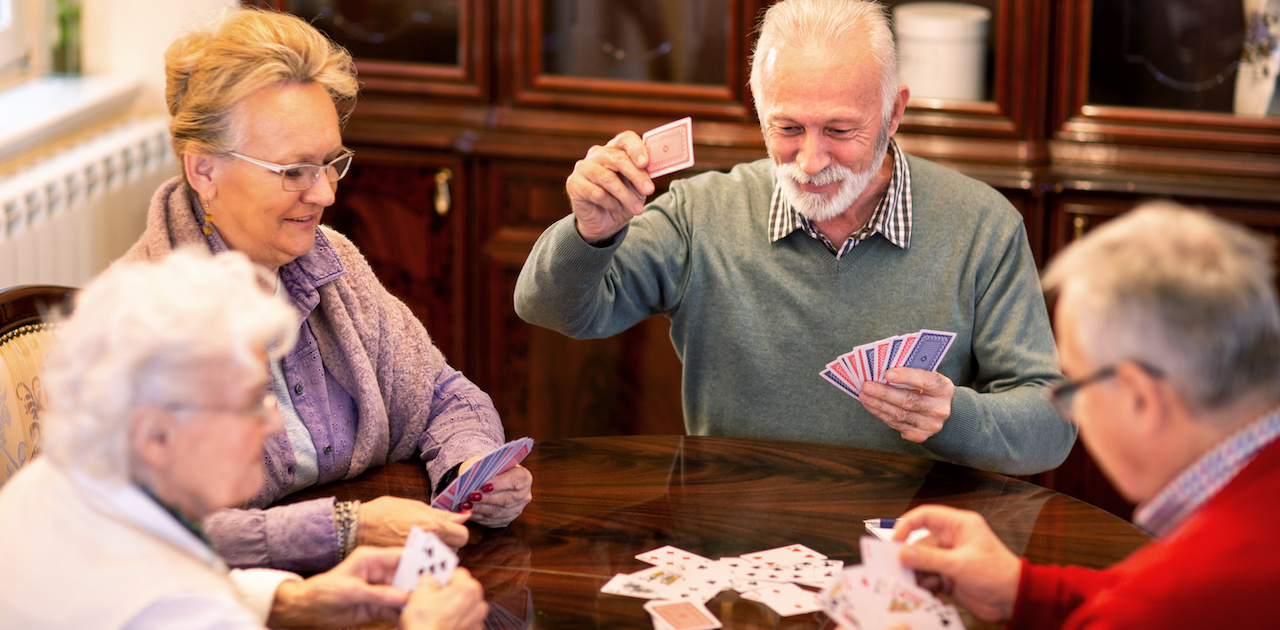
xmin=642 ymin=117 xmax=695 ymax=178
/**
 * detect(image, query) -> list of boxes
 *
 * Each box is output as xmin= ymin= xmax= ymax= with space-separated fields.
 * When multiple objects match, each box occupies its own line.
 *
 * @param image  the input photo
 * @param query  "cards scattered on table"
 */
xmin=820 ymin=329 xmax=957 ymax=399
xmin=819 ymin=537 xmax=964 ymax=629
xmin=601 ymin=543 xmax=841 ymax=624
xmin=392 ymin=525 xmax=458 ymax=591
xmin=432 ymin=436 xmax=534 ymax=512
xmin=642 ymin=117 xmax=695 ymax=178
xmin=605 ymin=540 xmax=964 ymax=629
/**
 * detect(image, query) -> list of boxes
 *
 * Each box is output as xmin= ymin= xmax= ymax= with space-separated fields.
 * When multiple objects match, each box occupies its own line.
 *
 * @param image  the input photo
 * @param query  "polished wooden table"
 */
xmin=287 ymin=436 xmax=1152 ymax=629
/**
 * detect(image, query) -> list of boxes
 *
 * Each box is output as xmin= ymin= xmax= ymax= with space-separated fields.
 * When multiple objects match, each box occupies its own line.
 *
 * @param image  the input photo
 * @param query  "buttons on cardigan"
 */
xmin=294 ymin=383 xmax=303 ymax=395
xmin=324 ymin=445 xmax=333 ymax=455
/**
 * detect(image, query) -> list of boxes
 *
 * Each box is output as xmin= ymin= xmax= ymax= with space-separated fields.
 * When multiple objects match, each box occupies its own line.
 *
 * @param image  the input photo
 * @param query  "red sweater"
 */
xmin=1010 ymin=439 xmax=1280 ymax=629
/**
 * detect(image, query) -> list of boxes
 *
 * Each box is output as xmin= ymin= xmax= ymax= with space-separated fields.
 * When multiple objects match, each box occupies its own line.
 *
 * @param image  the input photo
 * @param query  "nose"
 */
xmin=301 ymin=175 xmax=337 ymax=207
xmin=796 ymin=133 xmax=830 ymax=175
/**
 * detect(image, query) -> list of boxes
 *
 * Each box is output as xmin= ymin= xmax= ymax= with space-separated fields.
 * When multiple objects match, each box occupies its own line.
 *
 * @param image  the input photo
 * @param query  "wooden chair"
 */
xmin=0 ymin=286 xmax=74 ymax=487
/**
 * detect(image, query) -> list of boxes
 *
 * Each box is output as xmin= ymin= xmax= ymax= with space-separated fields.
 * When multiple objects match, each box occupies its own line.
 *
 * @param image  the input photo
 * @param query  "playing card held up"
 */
xmin=642 ymin=117 xmax=696 ymax=179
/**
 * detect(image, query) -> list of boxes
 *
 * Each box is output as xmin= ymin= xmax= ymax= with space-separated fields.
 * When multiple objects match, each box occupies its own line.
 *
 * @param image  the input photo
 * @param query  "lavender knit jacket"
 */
xmin=120 ymin=177 xmax=505 ymax=572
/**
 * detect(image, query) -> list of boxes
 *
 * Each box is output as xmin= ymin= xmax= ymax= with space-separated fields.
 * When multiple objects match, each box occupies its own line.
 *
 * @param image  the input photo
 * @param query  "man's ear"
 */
xmin=1116 ymin=361 xmax=1170 ymax=438
xmin=130 ymin=407 xmax=177 ymax=471
xmin=183 ymin=153 xmax=218 ymax=203
xmin=885 ymin=84 xmax=910 ymax=137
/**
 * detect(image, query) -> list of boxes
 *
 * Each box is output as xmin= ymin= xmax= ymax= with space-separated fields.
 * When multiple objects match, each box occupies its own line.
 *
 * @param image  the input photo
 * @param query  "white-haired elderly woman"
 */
xmin=120 ymin=8 xmax=531 ymax=574
xmin=0 ymin=249 xmax=488 ymax=630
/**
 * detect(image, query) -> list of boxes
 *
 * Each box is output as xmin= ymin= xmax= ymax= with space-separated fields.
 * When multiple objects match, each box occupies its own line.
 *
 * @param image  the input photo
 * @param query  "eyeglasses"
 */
xmin=228 ymin=150 xmax=355 ymax=192
xmin=1047 ymin=361 xmax=1162 ymax=423
xmin=166 ymin=393 xmax=279 ymax=426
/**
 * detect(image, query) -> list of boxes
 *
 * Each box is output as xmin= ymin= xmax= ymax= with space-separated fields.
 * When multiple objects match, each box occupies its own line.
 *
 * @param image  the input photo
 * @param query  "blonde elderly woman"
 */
xmin=122 ymin=8 xmax=532 ymax=574
xmin=0 ymin=250 xmax=488 ymax=630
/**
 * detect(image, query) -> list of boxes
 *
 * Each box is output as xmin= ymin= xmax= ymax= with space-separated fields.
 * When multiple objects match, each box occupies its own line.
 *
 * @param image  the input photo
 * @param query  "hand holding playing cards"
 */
xmin=860 ymin=367 xmax=955 ymax=442
xmin=268 ymin=546 xmax=408 ymax=628
xmin=356 ymin=496 xmax=471 ymax=550
xmin=400 ymin=567 xmax=489 ymax=630
xmin=894 ymin=505 xmax=1021 ymax=623
xmin=568 ymin=130 xmax=654 ymax=244
xmin=455 ymin=459 xmax=532 ymax=527
xmin=568 ymin=118 xmax=695 ymax=245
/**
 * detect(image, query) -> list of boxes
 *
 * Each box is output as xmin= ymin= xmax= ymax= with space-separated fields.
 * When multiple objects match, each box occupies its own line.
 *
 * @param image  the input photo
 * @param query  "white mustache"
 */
xmin=776 ymin=162 xmax=854 ymax=187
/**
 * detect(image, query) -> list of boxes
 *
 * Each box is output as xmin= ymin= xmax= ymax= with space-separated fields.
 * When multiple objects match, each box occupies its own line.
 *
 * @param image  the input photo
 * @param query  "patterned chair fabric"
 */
xmin=0 ymin=286 xmax=74 ymax=488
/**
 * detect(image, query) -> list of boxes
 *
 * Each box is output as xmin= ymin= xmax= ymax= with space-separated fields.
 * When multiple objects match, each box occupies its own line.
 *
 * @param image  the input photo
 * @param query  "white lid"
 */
xmin=893 ymin=2 xmax=992 ymax=40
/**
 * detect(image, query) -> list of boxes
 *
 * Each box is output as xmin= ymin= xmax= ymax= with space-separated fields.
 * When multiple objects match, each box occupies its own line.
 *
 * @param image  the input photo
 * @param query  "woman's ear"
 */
xmin=129 ymin=407 xmax=176 ymax=471
xmin=183 ymin=153 xmax=218 ymax=202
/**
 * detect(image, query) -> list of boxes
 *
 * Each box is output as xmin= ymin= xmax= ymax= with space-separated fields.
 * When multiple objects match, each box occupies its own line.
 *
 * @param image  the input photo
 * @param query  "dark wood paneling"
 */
xmin=322 ymin=149 xmax=469 ymax=368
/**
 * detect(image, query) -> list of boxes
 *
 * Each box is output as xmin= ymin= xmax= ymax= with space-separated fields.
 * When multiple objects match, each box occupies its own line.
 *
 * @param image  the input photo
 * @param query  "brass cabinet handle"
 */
xmin=434 ymin=167 xmax=453 ymax=216
xmin=1072 ymin=215 xmax=1086 ymax=241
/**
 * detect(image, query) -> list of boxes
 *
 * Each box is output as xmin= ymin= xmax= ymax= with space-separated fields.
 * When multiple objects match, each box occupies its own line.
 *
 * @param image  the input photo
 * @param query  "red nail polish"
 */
xmin=469 ymin=492 xmax=483 ymax=502
xmin=481 ymin=483 xmax=494 ymax=493
xmin=459 ymin=502 xmax=472 ymax=510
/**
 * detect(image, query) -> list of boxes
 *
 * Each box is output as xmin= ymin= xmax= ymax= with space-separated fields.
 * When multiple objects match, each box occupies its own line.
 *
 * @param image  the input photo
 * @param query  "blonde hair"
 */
xmin=165 ymin=8 xmax=358 ymax=162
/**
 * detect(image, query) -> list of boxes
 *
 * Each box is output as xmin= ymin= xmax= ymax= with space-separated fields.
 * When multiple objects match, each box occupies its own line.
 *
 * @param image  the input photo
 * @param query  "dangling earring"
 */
xmin=200 ymin=198 xmax=214 ymax=235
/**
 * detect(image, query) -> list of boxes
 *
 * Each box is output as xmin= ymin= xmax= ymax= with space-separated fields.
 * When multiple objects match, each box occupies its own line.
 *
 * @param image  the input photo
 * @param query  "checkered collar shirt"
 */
xmin=767 ymin=139 xmax=912 ymax=258
xmin=1134 ymin=404 xmax=1280 ymax=538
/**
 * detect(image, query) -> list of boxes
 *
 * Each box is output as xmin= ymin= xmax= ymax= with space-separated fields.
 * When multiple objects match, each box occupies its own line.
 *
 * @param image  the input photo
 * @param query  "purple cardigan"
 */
xmin=121 ymin=177 xmax=505 ymax=572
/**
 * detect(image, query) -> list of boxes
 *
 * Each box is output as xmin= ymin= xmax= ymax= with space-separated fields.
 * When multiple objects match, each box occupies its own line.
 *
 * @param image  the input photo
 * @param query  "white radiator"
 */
xmin=0 ymin=116 xmax=175 ymax=288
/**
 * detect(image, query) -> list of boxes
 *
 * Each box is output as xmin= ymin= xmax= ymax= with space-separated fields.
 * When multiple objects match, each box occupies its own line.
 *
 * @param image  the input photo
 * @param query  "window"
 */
xmin=0 ymin=0 xmax=41 ymax=89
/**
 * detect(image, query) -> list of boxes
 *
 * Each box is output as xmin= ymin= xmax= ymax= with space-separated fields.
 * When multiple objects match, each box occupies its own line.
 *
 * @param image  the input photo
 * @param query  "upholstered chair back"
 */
xmin=0 ymin=286 xmax=74 ymax=488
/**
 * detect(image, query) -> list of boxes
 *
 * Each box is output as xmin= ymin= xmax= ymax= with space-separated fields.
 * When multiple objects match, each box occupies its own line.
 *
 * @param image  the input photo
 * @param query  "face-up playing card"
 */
xmin=432 ymin=436 xmax=534 ymax=512
xmin=636 ymin=545 xmax=713 ymax=572
xmin=859 ymin=537 xmax=915 ymax=587
xmin=740 ymin=543 xmax=827 ymax=567
xmin=739 ymin=582 xmax=822 ymax=616
xmin=642 ymin=117 xmax=696 ymax=178
xmin=643 ymin=599 xmax=723 ymax=630
xmin=391 ymin=525 xmax=458 ymax=591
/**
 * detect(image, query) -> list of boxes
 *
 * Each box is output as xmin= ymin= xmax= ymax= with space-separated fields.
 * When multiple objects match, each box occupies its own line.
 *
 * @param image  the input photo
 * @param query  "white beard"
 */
xmin=773 ymin=130 xmax=891 ymax=223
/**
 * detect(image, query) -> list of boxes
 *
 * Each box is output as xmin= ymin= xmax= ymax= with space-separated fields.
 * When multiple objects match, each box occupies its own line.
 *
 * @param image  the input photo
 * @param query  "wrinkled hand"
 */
xmin=566 ymin=130 xmax=654 ymax=244
xmin=893 ymin=505 xmax=1021 ymax=623
xmin=268 ymin=546 xmax=407 ymax=628
xmin=400 ymin=567 xmax=489 ymax=630
xmin=356 ymin=495 xmax=471 ymax=550
xmin=859 ymin=367 xmax=955 ymax=442
xmin=455 ymin=461 xmax=532 ymax=528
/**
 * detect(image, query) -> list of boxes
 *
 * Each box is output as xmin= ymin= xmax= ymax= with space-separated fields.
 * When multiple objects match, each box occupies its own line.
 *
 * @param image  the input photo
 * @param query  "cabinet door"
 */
xmin=502 ymin=0 xmax=764 ymax=120
xmin=474 ymin=158 xmax=685 ymax=441
xmin=888 ymin=0 xmax=1051 ymax=149
xmin=251 ymin=0 xmax=490 ymax=100
xmin=1051 ymin=0 xmax=1280 ymax=190
xmin=323 ymin=149 xmax=469 ymax=367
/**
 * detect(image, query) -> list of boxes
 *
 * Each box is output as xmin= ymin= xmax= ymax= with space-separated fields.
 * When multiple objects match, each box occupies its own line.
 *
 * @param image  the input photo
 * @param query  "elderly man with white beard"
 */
xmin=513 ymin=0 xmax=1075 ymax=476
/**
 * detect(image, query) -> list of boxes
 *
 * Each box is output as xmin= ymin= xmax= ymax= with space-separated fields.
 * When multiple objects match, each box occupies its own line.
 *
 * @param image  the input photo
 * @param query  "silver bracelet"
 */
xmin=334 ymin=500 xmax=360 ymax=562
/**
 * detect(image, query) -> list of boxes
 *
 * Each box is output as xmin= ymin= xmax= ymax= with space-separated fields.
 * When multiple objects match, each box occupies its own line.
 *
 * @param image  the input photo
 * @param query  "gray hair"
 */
xmin=40 ymin=249 xmax=299 ymax=481
xmin=749 ymin=0 xmax=899 ymax=126
xmin=1042 ymin=201 xmax=1280 ymax=413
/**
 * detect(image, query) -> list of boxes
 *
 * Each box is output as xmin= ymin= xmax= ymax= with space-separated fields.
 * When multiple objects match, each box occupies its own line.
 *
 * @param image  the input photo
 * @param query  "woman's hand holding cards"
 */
xmin=356 ymin=495 xmax=471 ymax=550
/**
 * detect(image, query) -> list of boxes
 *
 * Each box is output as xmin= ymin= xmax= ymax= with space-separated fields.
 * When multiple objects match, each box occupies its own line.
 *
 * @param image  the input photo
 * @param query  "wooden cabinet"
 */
xmin=253 ymin=0 xmax=1280 ymax=520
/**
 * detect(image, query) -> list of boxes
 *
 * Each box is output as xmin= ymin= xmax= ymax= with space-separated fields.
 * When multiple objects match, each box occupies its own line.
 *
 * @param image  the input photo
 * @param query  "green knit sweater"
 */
xmin=514 ymin=155 xmax=1076 ymax=475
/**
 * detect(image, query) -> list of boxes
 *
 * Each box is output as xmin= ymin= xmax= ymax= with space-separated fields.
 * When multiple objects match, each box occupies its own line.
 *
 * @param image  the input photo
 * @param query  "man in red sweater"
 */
xmin=892 ymin=201 xmax=1280 ymax=628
